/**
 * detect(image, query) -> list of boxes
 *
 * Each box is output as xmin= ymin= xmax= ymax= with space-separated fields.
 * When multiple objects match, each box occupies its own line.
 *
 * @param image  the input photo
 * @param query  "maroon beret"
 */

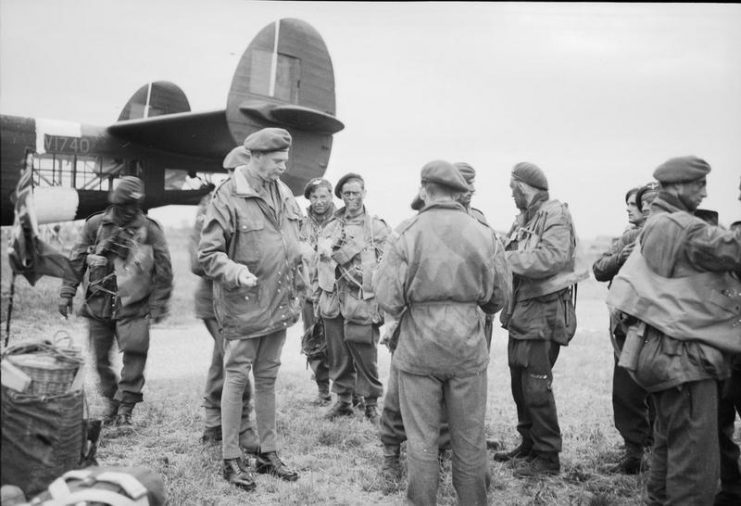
xmin=421 ymin=160 xmax=470 ymax=192
xmin=653 ymin=156 xmax=711 ymax=184
xmin=304 ymin=178 xmax=333 ymax=199
xmin=454 ymin=162 xmax=476 ymax=185
xmin=243 ymin=128 xmax=292 ymax=152
xmin=109 ymin=176 xmax=145 ymax=204
xmin=222 ymin=146 xmax=250 ymax=169
xmin=512 ymin=162 xmax=548 ymax=191
xmin=335 ymin=173 xmax=365 ymax=198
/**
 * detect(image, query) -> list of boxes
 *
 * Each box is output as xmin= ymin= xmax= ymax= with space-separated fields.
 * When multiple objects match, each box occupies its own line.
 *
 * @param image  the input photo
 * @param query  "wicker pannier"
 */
xmin=3 ymin=337 xmax=83 ymax=395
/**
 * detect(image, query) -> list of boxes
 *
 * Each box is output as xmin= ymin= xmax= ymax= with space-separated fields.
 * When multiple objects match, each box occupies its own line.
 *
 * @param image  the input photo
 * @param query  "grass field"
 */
xmin=1 ymin=225 xmax=653 ymax=505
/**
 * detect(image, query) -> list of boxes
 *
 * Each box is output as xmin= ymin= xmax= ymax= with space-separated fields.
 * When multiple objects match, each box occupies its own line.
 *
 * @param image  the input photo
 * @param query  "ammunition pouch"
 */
xmin=318 ymin=290 xmax=340 ymax=319
xmin=301 ymin=320 xmax=327 ymax=360
xmin=339 ymin=288 xmax=383 ymax=326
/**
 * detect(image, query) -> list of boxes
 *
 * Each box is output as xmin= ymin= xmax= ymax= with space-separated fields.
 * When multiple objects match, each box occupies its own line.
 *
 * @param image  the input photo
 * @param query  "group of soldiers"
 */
xmin=57 ymin=125 xmax=741 ymax=505
xmin=595 ymin=160 xmax=741 ymax=506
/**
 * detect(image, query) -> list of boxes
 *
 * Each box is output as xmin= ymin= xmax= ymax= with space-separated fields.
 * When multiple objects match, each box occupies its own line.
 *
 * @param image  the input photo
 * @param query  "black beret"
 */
xmin=512 ymin=162 xmax=548 ymax=191
xmin=420 ymin=160 xmax=470 ymax=192
xmin=335 ymin=173 xmax=365 ymax=199
xmin=109 ymin=176 xmax=145 ymax=204
xmin=303 ymin=178 xmax=333 ymax=199
xmin=222 ymin=146 xmax=250 ymax=169
xmin=454 ymin=162 xmax=476 ymax=185
xmin=653 ymin=156 xmax=711 ymax=184
xmin=243 ymin=128 xmax=292 ymax=152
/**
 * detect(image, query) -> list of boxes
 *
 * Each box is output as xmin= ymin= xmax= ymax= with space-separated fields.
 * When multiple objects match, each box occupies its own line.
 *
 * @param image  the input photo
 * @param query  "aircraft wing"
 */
xmin=106 ymin=110 xmax=235 ymax=160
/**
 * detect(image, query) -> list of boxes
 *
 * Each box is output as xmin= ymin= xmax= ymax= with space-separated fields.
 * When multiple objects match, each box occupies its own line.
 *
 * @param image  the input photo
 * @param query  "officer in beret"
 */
xmin=190 ymin=147 xmax=256 ymax=447
xmin=199 ymin=128 xmax=304 ymax=490
xmin=315 ymin=173 xmax=390 ymax=424
xmin=607 ymin=156 xmax=741 ymax=504
xmin=496 ymin=162 xmax=587 ymax=477
xmin=592 ymin=184 xmax=656 ymax=474
xmin=378 ymin=189 xmax=453 ymax=489
xmin=374 ymin=160 xmax=511 ymax=505
xmin=59 ymin=176 xmax=173 ymax=428
xmin=298 ymin=177 xmax=336 ymax=405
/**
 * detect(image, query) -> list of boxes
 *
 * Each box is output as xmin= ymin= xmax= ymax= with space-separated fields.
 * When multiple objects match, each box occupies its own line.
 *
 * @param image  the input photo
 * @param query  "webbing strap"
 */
xmin=45 ymin=470 xmax=149 ymax=506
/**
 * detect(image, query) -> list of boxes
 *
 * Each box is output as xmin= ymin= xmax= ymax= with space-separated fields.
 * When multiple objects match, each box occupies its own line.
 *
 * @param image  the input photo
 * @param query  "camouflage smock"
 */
xmin=60 ymin=207 xmax=173 ymax=321
xmin=198 ymin=166 xmax=306 ymax=339
xmin=501 ymin=196 xmax=582 ymax=344
xmin=374 ymin=201 xmax=511 ymax=376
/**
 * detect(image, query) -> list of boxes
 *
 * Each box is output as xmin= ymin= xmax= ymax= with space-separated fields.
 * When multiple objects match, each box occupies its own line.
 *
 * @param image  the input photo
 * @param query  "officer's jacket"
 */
xmin=607 ymin=192 xmax=741 ymax=392
xmin=60 ymin=207 xmax=173 ymax=321
xmin=198 ymin=166 xmax=306 ymax=339
xmin=374 ymin=201 xmax=511 ymax=376
xmin=500 ymin=195 xmax=586 ymax=343
xmin=315 ymin=206 xmax=390 ymax=325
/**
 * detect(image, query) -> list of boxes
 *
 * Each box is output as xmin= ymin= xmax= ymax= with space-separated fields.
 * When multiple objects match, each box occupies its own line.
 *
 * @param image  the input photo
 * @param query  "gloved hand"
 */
xmin=58 ymin=297 xmax=73 ymax=319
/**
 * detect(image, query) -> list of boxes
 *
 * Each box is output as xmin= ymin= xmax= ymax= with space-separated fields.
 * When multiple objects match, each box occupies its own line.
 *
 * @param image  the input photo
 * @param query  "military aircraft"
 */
xmin=0 ymin=18 xmax=344 ymax=226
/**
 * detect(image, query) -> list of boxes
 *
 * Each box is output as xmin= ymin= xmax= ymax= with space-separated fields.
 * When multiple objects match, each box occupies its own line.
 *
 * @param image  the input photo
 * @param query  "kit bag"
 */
xmin=27 ymin=466 xmax=166 ymax=506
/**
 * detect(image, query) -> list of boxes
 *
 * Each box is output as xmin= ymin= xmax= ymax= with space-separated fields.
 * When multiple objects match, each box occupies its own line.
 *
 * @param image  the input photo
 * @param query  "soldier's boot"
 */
xmin=201 ymin=425 xmax=222 ymax=444
xmin=486 ymin=439 xmax=503 ymax=451
xmin=314 ymin=383 xmax=332 ymax=406
xmin=352 ymin=394 xmax=366 ymax=411
xmin=380 ymin=445 xmax=402 ymax=488
xmin=255 ymin=451 xmax=299 ymax=482
xmin=364 ymin=402 xmax=379 ymax=425
xmin=325 ymin=400 xmax=353 ymax=420
xmin=608 ymin=450 xmax=643 ymax=475
xmin=513 ymin=452 xmax=560 ymax=478
xmin=493 ymin=443 xmax=533 ymax=463
xmin=114 ymin=402 xmax=135 ymax=429
xmin=223 ymin=458 xmax=256 ymax=492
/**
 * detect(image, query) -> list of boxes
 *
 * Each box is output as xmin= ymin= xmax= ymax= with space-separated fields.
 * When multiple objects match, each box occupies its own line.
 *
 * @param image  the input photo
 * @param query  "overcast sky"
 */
xmin=2 ymin=0 xmax=740 ymax=237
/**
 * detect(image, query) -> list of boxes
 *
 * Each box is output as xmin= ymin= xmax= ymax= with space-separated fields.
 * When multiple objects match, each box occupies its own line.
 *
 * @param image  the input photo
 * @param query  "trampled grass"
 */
xmin=1 ymin=225 xmax=655 ymax=504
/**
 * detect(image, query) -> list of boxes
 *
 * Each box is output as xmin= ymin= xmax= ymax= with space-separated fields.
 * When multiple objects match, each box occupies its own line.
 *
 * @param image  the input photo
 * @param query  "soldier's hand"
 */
xmin=58 ymin=297 xmax=73 ymax=319
xmin=619 ymin=241 xmax=635 ymax=262
xmin=238 ymin=269 xmax=258 ymax=288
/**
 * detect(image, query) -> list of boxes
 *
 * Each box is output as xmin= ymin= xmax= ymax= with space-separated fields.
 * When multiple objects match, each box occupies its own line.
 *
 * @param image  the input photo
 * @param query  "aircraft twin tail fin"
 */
xmin=118 ymin=81 xmax=191 ymax=121
xmin=107 ymin=18 xmax=344 ymax=194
